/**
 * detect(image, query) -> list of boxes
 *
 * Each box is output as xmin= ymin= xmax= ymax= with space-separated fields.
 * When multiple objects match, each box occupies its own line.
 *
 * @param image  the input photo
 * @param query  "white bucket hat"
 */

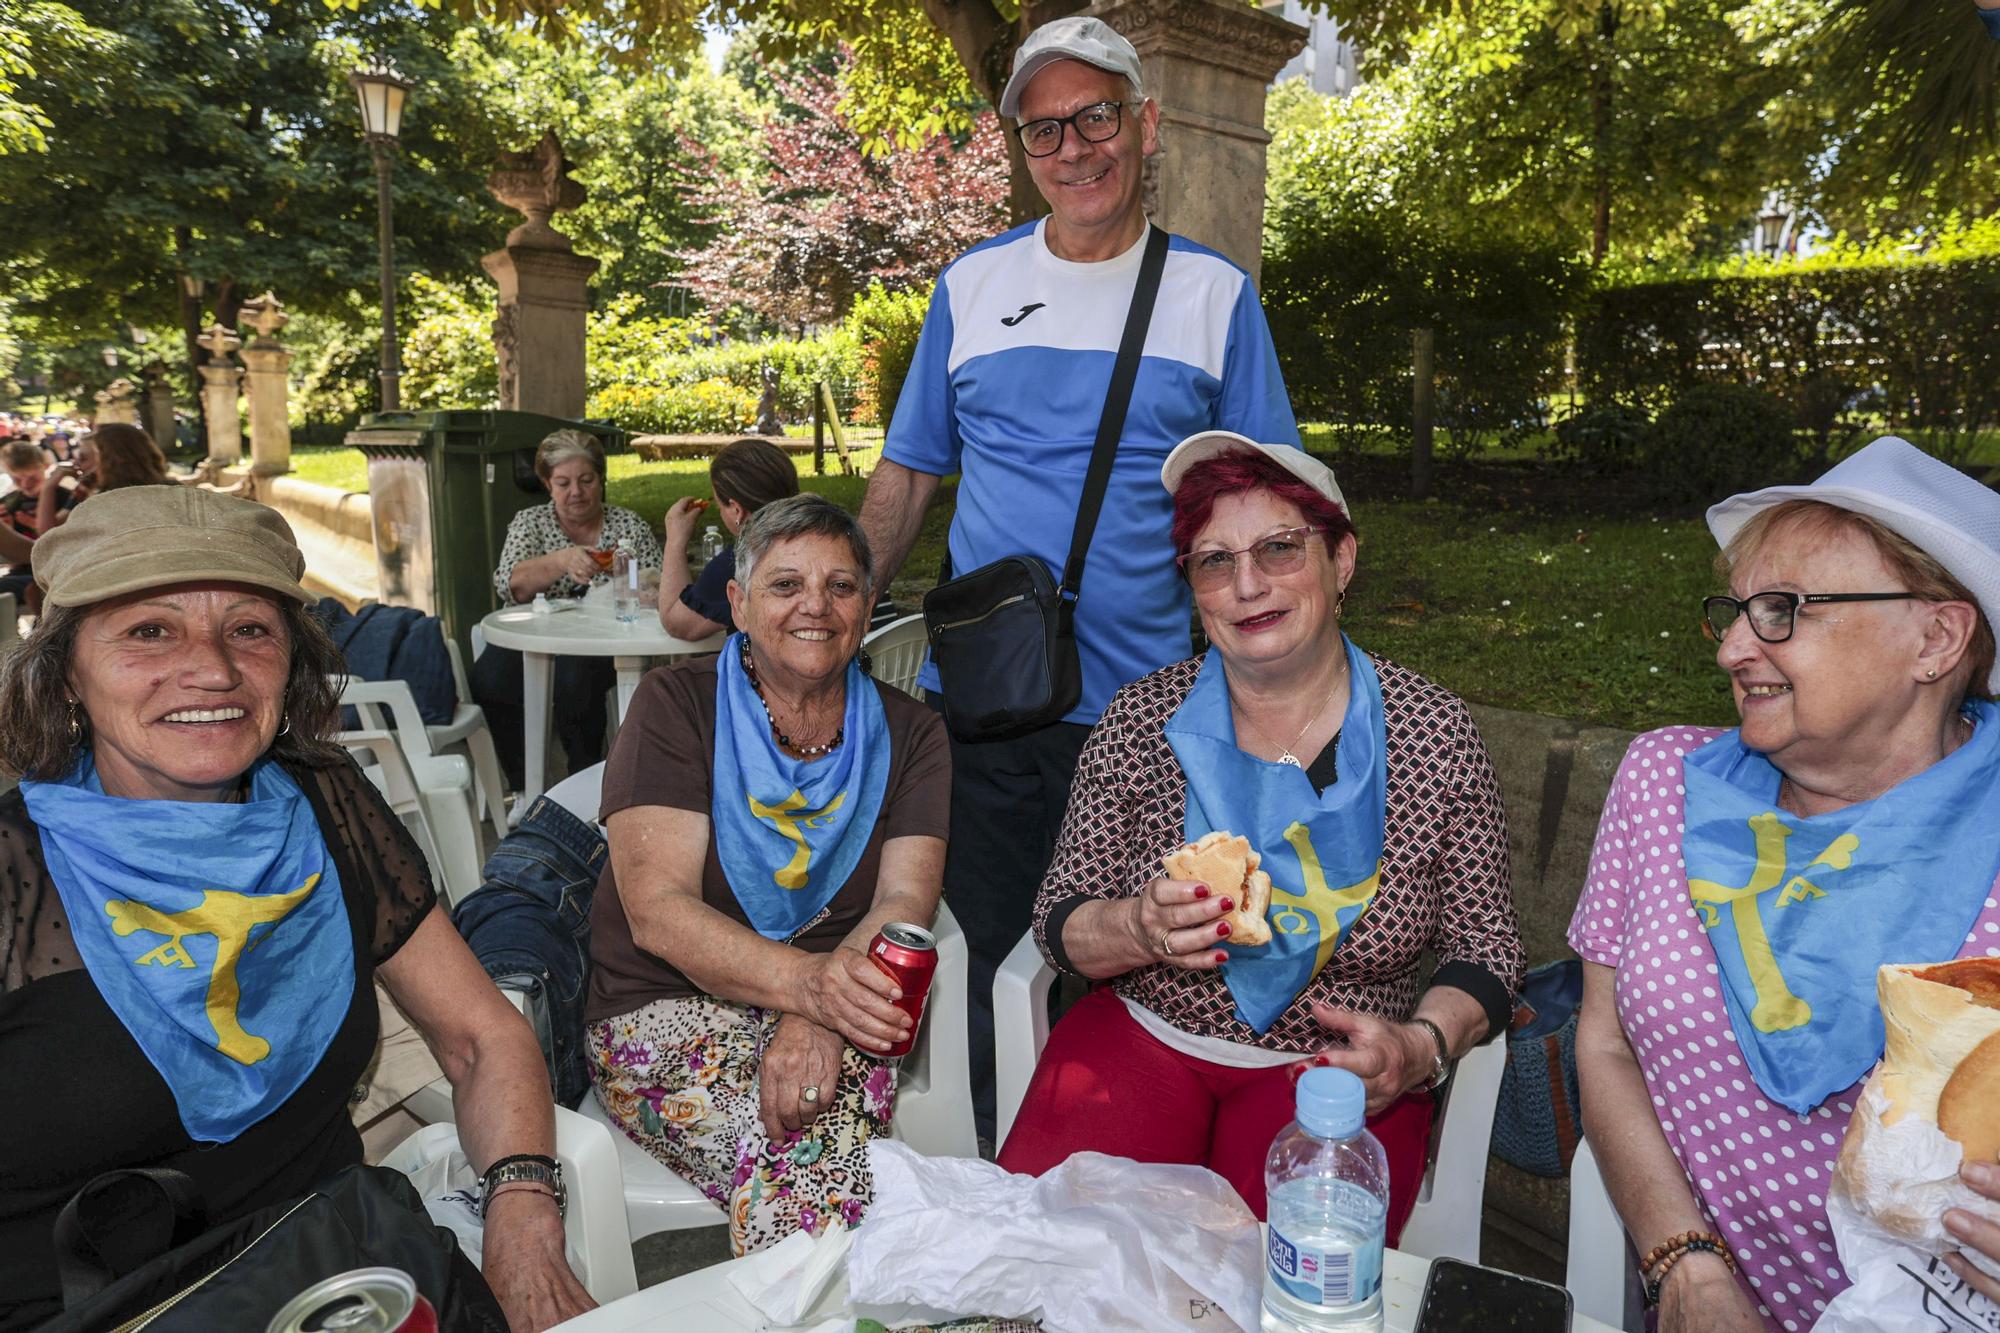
xmin=998 ymin=17 xmax=1145 ymax=120
xmin=1706 ymin=435 xmax=2000 ymax=691
xmin=1161 ymin=431 xmax=1348 ymax=517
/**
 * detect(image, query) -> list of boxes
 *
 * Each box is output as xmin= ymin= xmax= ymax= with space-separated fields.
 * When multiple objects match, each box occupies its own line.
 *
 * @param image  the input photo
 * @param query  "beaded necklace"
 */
xmin=740 ymin=641 xmax=845 ymax=756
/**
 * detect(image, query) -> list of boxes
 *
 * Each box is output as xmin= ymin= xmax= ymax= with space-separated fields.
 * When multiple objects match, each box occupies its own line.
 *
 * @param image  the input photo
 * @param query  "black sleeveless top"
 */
xmin=0 ymin=754 xmax=437 ymax=1329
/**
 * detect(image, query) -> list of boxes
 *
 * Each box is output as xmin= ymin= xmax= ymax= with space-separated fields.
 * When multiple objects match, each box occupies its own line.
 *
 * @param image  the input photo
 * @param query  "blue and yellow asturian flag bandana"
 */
xmin=712 ymin=634 xmax=891 ymax=940
xmin=1681 ymin=699 xmax=2000 ymax=1114
xmin=1164 ymin=637 xmax=1387 ymax=1034
xmin=19 ymin=754 xmax=353 ymax=1143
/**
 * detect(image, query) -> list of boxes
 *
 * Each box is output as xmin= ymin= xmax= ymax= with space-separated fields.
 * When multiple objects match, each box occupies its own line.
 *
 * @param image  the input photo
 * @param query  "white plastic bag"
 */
xmin=1816 ymin=1083 xmax=2000 ymax=1332
xmin=845 ymin=1141 xmax=1263 ymax=1332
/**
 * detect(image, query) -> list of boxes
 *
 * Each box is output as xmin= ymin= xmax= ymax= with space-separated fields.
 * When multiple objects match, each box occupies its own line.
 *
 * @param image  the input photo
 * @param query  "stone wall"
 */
xmin=1463 ymin=702 xmax=1639 ymax=1280
xmin=257 ymin=475 xmax=378 ymax=609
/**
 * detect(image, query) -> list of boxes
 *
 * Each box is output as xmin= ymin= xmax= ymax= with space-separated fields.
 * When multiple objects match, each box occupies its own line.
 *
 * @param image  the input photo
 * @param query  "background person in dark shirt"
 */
xmin=658 ymin=436 xmax=800 ymax=639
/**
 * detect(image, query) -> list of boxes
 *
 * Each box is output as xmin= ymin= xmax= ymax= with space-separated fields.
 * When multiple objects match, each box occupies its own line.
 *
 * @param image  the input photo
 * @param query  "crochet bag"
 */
xmin=1492 ymin=959 xmax=1584 ymax=1178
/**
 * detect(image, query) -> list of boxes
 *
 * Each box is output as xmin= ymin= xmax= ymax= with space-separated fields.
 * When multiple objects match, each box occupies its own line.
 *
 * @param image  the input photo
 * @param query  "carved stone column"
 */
xmin=238 ymin=292 xmax=294 ymax=475
xmin=196 ymin=324 xmax=244 ymax=464
xmin=1091 ymin=0 xmax=1306 ymax=283
xmin=481 ymin=133 xmax=600 ymax=419
xmin=94 ymin=378 xmax=140 ymax=426
xmin=140 ymin=362 xmax=177 ymax=451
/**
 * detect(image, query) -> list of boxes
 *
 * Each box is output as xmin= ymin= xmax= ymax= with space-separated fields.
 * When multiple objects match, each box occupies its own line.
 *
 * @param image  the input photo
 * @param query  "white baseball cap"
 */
xmin=998 ymin=17 xmax=1145 ymax=120
xmin=1707 ymin=435 xmax=2000 ymax=691
xmin=1161 ymin=431 xmax=1348 ymax=517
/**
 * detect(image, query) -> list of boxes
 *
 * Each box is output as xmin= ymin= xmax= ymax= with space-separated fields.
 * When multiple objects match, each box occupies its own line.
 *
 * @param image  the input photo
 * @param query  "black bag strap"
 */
xmin=1056 ymin=224 xmax=1171 ymax=618
xmin=54 ymin=1167 xmax=209 ymax=1306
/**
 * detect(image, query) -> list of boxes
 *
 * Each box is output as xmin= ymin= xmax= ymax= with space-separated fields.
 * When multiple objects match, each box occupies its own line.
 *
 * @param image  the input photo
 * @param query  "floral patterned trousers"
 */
xmin=587 ymin=993 xmax=898 ymax=1256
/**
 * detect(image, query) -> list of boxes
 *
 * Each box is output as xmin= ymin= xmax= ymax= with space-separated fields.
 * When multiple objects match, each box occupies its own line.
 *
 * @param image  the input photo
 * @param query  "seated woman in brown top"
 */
xmin=998 ymin=435 xmax=1523 ymax=1234
xmin=584 ymin=493 xmax=950 ymax=1256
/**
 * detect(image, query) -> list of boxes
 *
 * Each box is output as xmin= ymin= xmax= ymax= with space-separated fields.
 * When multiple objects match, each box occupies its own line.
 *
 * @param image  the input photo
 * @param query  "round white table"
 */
xmin=549 ymin=1246 xmax=1616 ymax=1331
xmin=479 ymin=597 xmax=724 ymax=820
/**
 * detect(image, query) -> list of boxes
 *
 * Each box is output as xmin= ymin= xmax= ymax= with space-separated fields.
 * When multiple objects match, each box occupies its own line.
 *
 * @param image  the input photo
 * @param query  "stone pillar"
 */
xmin=1091 ymin=0 xmax=1306 ymax=283
xmin=237 ymin=292 xmax=294 ymax=476
xmin=482 ymin=133 xmax=599 ymax=419
xmin=196 ymin=324 xmax=244 ymax=465
xmin=94 ymin=378 xmax=140 ymax=426
xmin=140 ymin=362 xmax=177 ymax=451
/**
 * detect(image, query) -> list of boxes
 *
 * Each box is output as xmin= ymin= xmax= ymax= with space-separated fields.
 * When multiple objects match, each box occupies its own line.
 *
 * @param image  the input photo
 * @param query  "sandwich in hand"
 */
xmin=1161 ymin=832 xmax=1272 ymax=947
xmin=1833 ymin=957 xmax=2000 ymax=1245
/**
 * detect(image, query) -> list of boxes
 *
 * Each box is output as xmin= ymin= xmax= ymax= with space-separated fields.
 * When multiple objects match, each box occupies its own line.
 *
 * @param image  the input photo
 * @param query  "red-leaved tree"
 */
xmin=674 ymin=56 xmax=1009 ymax=331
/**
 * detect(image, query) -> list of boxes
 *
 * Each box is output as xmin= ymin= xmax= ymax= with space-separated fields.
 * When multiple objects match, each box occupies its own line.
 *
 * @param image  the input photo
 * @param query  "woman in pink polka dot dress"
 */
xmin=1569 ymin=438 xmax=2000 ymax=1332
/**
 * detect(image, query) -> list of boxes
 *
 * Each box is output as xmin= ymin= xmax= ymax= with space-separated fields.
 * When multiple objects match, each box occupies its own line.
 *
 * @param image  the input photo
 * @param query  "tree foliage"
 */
xmin=673 ymin=56 xmax=1006 ymax=330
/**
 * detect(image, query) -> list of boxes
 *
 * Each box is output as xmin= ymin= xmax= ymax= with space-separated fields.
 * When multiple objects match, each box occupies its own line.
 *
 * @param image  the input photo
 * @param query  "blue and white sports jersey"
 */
xmin=885 ymin=220 xmax=1300 ymax=725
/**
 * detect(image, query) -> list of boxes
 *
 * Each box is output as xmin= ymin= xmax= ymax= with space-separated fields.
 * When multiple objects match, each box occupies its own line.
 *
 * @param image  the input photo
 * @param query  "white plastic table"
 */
xmin=479 ymin=598 xmax=724 ymax=821
xmin=550 ymin=1247 xmax=1619 ymax=1331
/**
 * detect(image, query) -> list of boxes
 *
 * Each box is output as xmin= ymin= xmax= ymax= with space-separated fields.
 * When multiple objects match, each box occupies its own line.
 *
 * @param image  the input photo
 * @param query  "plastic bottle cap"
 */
xmin=1296 ymin=1066 xmax=1366 ymax=1139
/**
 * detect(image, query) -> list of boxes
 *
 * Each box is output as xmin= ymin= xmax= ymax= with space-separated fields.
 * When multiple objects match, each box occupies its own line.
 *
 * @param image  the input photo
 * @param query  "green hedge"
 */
xmin=1263 ymin=212 xmax=1580 ymax=453
xmin=591 ymin=378 xmax=760 ymax=434
xmin=845 ymin=282 xmax=930 ymax=430
xmin=589 ymin=331 xmax=863 ymax=426
xmin=1577 ymin=257 xmax=2000 ymax=463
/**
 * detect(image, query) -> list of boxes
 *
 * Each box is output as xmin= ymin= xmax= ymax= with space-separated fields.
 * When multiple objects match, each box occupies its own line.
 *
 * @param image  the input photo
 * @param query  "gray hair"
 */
xmin=534 ymin=428 xmax=605 ymax=482
xmin=734 ymin=493 xmax=874 ymax=593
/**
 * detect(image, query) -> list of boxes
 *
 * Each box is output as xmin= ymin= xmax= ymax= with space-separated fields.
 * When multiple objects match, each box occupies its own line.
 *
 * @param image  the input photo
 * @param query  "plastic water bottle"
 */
xmin=1262 ymin=1068 xmax=1389 ymax=1332
xmin=530 ymin=592 xmax=551 ymax=617
xmin=612 ymin=541 xmax=642 ymax=623
xmin=700 ymin=524 xmax=724 ymax=563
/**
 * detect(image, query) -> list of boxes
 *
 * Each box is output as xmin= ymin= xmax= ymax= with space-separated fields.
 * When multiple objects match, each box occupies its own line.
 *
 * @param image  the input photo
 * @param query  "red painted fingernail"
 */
xmin=1215 ymin=921 xmax=1231 ymax=938
xmin=1193 ymin=884 xmax=1210 ymax=899
xmin=1219 ymin=897 xmax=1234 ymax=912
xmin=1213 ymin=950 xmax=1229 ymax=963
xmin=1314 ymin=1054 xmax=1331 ymax=1067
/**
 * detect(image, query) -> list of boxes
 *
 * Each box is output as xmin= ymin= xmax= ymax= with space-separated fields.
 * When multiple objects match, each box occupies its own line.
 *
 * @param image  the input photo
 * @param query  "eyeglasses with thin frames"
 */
xmin=1701 ymin=590 xmax=1920 ymax=644
xmin=1177 ymin=527 xmax=1326 ymax=588
xmin=1016 ymin=101 xmax=1125 ymax=159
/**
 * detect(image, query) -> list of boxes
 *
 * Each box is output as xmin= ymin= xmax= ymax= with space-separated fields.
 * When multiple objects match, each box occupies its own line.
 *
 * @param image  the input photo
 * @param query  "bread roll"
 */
xmin=1877 ymin=958 xmax=2000 ymax=1151
xmin=1161 ymin=831 xmax=1273 ymax=947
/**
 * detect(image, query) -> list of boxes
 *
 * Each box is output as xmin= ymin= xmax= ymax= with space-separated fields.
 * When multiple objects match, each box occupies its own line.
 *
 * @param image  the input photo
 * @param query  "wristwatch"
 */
xmin=481 ymin=1154 xmax=567 ymax=1219
xmin=1409 ymin=1017 xmax=1451 ymax=1091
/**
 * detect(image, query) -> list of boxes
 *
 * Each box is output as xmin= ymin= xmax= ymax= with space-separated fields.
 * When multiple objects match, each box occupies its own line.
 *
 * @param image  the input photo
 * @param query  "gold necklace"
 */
xmin=1239 ymin=661 xmax=1348 ymax=768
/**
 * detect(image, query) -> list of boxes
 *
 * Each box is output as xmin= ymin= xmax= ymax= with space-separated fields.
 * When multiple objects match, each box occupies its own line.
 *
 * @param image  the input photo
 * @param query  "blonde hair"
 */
xmin=1719 ymin=499 xmax=1994 ymax=699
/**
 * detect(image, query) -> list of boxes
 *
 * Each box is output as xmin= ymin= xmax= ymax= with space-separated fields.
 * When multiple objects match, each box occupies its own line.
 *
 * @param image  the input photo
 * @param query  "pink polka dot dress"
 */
xmin=1567 ymin=726 xmax=2000 ymax=1331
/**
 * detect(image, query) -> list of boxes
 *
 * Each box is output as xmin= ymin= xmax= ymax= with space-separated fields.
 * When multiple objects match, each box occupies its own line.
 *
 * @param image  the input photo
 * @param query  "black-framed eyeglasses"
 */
xmin=1016 ymin=101 xmax=1125 ymax=158
xmin=1176 ymin=526 xmax=1325 ymax=588
xmin=1701 ymin=591 xmax=1921 ymax=644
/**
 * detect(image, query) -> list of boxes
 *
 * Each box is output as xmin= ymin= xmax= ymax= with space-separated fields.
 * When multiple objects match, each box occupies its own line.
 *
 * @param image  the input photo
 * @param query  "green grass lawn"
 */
xmin=285 ymin=439 xmax=1741 ymax=731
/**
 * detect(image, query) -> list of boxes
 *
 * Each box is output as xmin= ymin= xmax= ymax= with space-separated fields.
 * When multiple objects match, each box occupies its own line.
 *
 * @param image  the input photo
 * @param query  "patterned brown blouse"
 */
xmin=1031 ymin=652 xmax=1525 ymax=1052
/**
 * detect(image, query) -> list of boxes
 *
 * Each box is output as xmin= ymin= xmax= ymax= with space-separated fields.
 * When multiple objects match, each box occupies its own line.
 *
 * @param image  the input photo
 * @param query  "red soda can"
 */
xmin=868 ymin=921 xmax=937 ymax=1059
xmin=266 ymin=1266 xmax=439 ymax=1333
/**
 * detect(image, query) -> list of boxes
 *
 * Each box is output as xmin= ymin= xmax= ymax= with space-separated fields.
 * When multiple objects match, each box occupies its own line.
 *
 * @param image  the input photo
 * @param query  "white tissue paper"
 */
xmin=1816 ymin=1084 xmax=2000 ymax=1332
xmin=724 ymin=1224 xmax=858 ymax=1332
xmin=844 ymin=1140 xmax=1264 ymax=1332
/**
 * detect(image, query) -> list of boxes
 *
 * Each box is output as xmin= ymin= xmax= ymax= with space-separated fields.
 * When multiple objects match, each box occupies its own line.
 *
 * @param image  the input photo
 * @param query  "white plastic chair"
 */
xmin=863 ymin=613 xmax=927 ymax=700
xmin=337 ymin=726 xmax=453 ymax=898
xmin=339 ymin=677 xmax=485 ymax=906
xmin=382 ymin=1103 xmax=639 ymax=1304
xmin=540 ymin=761 xmax=976 ymax=1239
xmin=993 ymin=929 xmax=1504 ymax=1263
xmin=1565 ymin=1135 xmax=1646 ymax=1332
xmin=428 ymin=637 xmax=510 ymax=842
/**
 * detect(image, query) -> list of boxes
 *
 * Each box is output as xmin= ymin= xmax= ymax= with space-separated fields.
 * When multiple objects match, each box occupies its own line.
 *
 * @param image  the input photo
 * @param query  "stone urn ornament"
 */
xmin=238 ymin=291 xmax=289 ymax=345
xmin=754 ymin=361 xmax=784 ymax=436
xmin=487 ymin=132 xmax=588 ymax=251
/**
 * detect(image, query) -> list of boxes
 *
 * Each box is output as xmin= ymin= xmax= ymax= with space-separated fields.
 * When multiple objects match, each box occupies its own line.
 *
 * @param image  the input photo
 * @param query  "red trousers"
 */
xmin=996 ymin=988 xmax=1434 ymax=1237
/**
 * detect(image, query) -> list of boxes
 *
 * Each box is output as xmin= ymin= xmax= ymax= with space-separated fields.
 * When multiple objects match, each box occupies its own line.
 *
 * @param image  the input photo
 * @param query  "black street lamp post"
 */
xmin=350 ymin=59 xmax=413 ymax=412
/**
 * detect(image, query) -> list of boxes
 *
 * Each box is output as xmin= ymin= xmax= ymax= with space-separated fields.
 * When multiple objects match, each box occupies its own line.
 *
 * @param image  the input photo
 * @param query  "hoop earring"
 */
xmin=66 ymin=700 xmax=83 ymax=744
xmin=1334 ymin=588 xmax=1348 ymax=618
xmin=277 ymin=713 xmax=291 ymax=737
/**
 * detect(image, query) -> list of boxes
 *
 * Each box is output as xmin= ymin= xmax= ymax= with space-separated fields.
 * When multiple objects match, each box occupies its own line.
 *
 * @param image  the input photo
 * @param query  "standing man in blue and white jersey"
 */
xmin=857 ymin=15 xmax=1301 ymax=1147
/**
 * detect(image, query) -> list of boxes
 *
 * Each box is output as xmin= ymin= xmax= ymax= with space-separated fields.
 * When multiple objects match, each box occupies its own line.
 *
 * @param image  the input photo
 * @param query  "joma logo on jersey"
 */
xmin=1000 ymin=303 xmax=1046 ymax=327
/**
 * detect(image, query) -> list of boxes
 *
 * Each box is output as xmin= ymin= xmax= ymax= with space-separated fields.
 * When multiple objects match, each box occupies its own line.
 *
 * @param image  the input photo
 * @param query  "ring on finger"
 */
xmin=800 ymin=1084 xmax=821 ymax=1105
xmin=1157 ymin=929 xmax=1175 ymax=958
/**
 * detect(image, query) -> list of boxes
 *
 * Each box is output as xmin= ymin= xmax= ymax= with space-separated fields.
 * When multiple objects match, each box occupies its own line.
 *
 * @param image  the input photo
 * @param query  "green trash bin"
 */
xmin=343 ymin=410 xmax=628 ymax=662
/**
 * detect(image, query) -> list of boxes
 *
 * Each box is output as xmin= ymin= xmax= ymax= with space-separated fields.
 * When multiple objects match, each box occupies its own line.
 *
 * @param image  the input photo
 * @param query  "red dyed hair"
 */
xmin=1169 ymin=448 xmax=1353 ymax=557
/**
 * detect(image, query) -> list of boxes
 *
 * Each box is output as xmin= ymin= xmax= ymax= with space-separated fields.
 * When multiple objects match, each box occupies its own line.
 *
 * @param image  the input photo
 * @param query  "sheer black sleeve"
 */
xmin=299 ymin=755 xmax=439 ymax=964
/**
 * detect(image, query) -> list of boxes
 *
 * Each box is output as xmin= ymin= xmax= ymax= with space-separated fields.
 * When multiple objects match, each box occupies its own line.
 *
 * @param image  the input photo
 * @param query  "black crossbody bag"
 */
xmin=921 ymin=225 xmax=1170 ymax=744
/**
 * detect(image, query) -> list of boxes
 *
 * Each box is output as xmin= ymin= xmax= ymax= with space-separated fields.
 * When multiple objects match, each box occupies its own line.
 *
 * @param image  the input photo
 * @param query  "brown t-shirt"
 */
xmin=586 ymin=656 xmax=951 ymax=1022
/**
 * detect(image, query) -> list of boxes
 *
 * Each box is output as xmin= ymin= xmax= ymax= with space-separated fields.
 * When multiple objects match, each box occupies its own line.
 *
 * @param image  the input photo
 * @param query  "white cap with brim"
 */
xmin=1706 ymin=435 xmax=2000 ymax=692
xmin=998 ymin=17 xmax=1145 ymax=120
xmin=1161 ymin=431 xmax=1348 ymax=517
